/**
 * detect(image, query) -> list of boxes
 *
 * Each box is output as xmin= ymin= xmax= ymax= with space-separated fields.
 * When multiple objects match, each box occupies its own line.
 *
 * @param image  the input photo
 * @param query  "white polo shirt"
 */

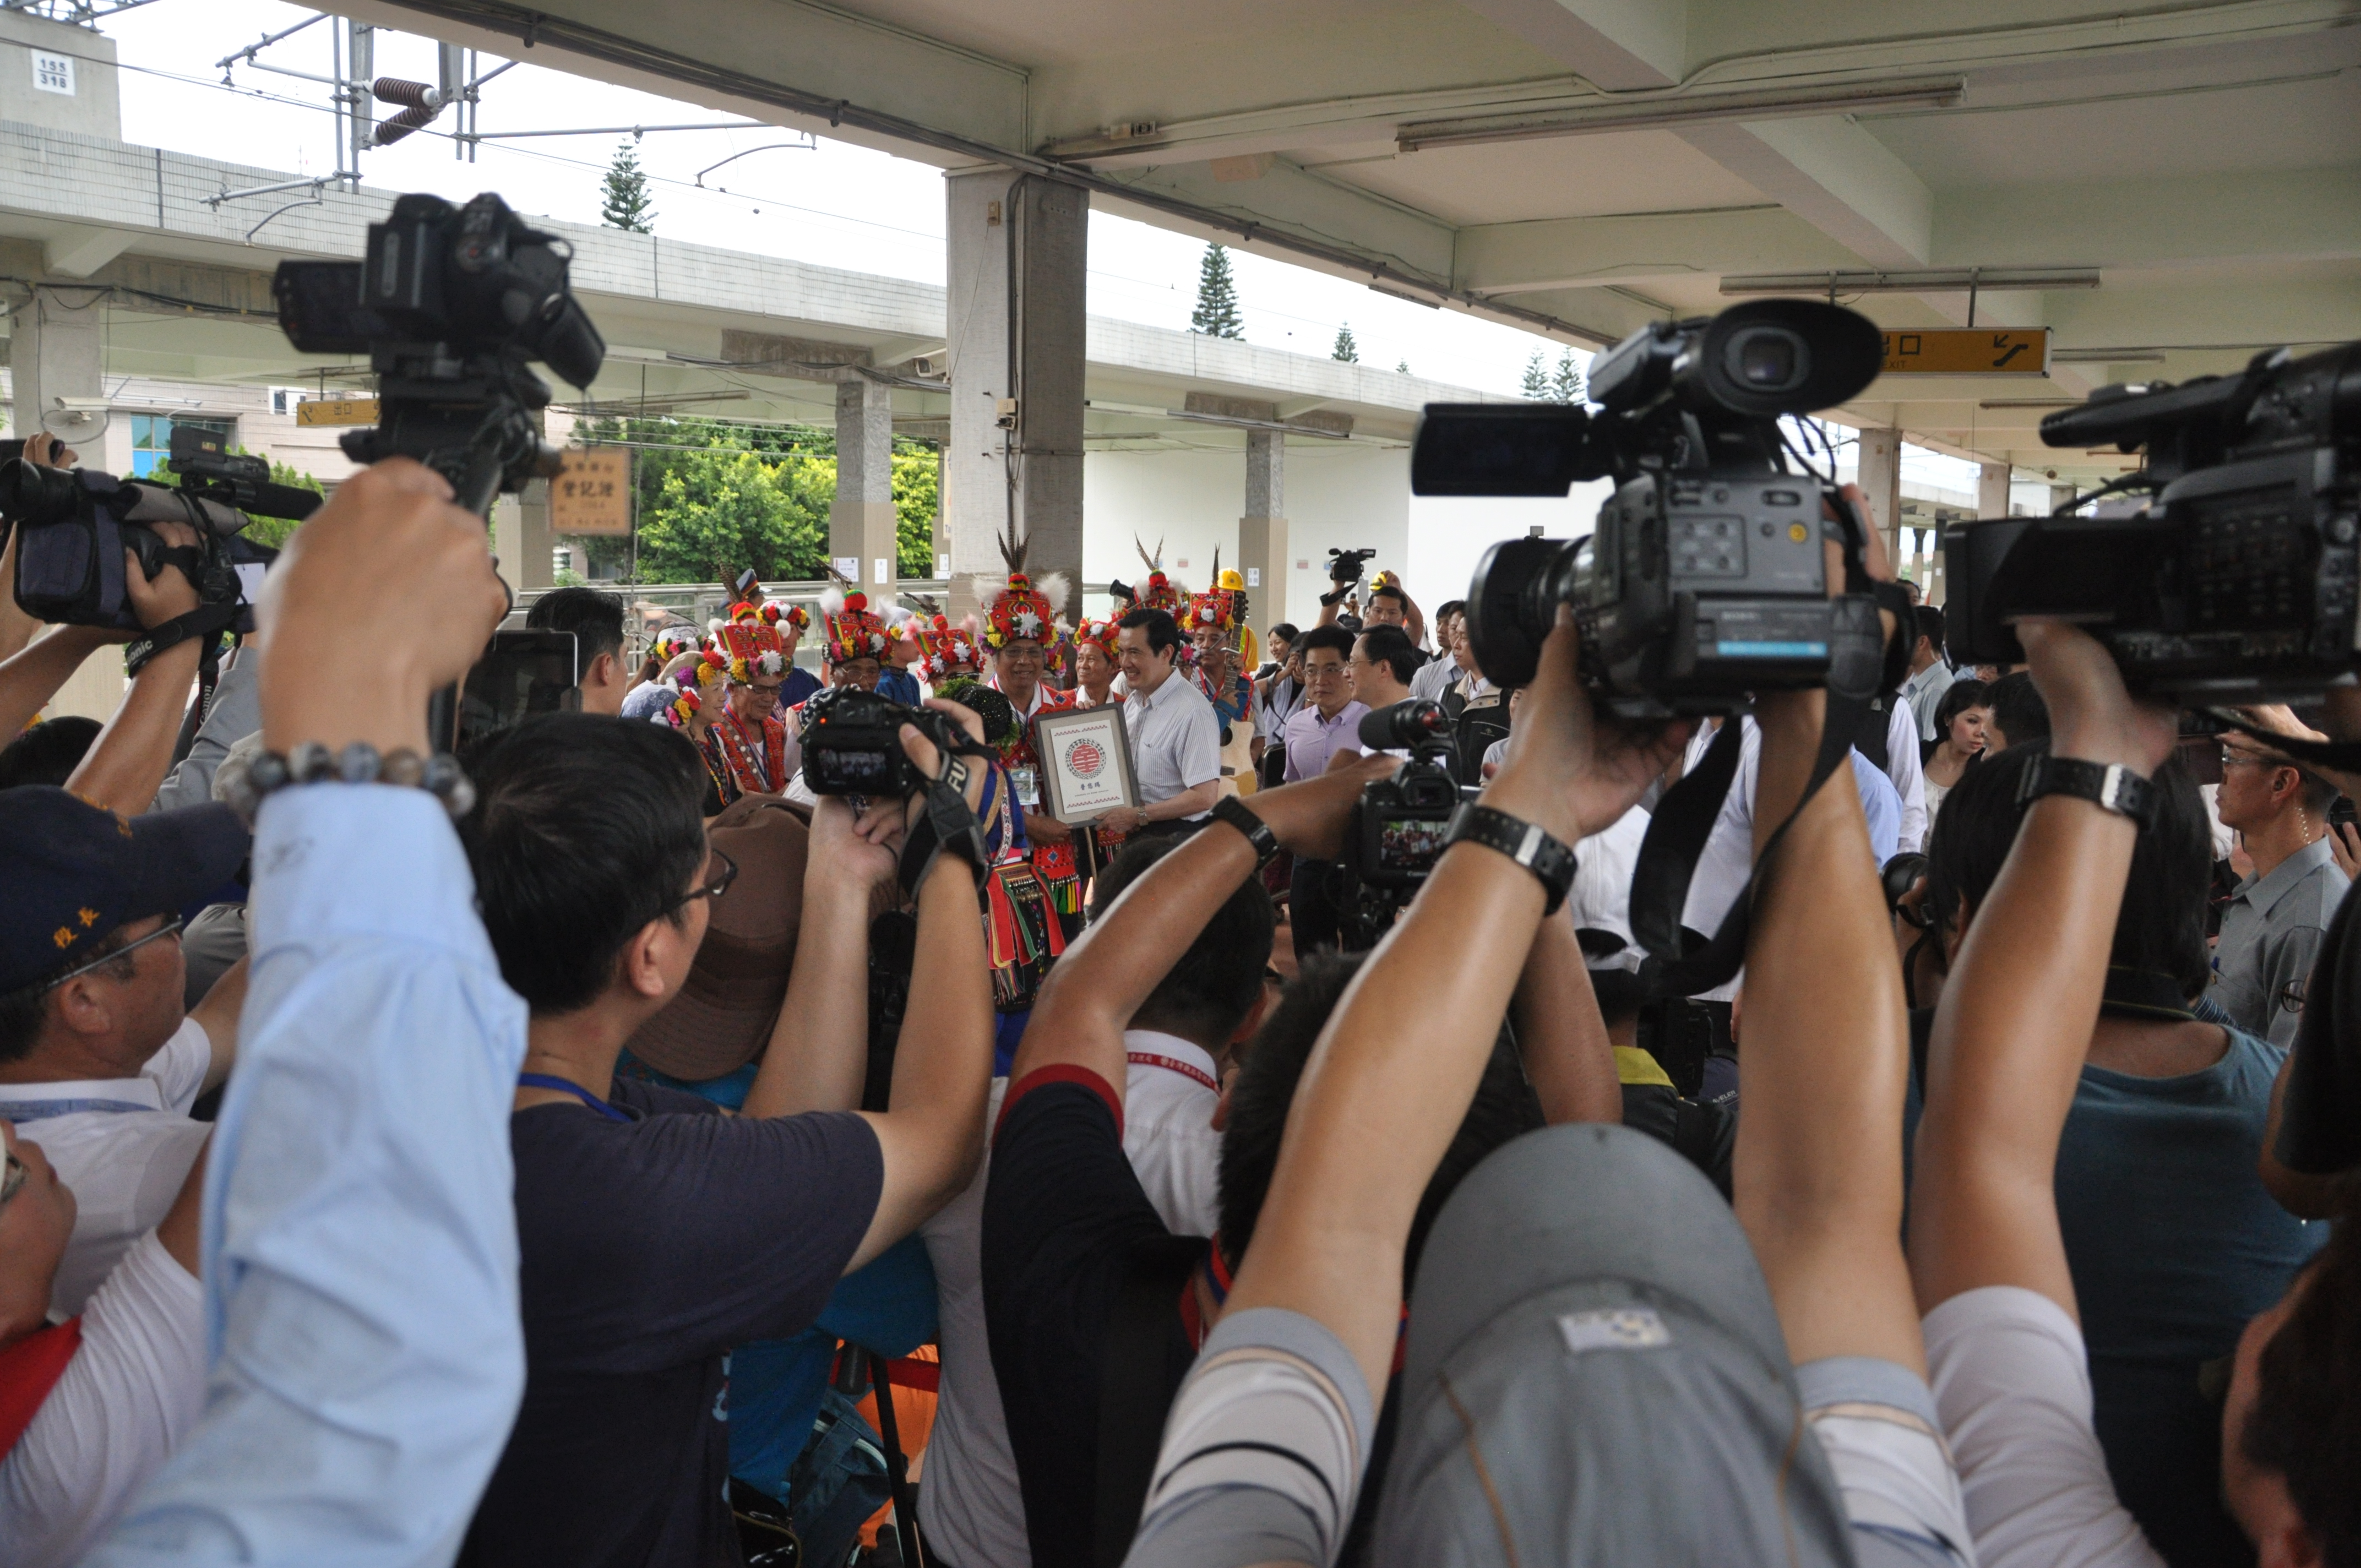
xmin=1122 ymin=669 xmax=1222 ymax=819
xmin=0 ymin=1019 xmax=213 ymax=1317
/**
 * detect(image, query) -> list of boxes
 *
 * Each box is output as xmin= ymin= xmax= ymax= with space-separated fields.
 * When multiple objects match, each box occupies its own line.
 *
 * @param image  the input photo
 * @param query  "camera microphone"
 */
xmin=1359 ymin=699 xmax=1449 ymax=752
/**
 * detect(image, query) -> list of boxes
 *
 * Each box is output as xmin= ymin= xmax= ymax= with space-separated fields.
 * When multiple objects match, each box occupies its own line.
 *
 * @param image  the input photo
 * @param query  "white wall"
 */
xmin=1405 ymin=480 xmax=1615 ymax=618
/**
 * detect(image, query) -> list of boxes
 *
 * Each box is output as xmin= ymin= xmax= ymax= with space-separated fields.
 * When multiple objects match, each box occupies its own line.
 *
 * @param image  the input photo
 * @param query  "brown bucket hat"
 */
xmin=625 ymin=793 xmax=808 ymax=1081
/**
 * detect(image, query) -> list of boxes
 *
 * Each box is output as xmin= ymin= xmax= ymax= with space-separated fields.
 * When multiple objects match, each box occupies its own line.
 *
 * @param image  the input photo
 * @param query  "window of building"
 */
xmin=130 ymin=415 xmax=235 ymax=477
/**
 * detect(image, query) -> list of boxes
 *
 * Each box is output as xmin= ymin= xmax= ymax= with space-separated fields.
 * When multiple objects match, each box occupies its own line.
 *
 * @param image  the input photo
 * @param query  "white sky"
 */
xmin=89 ymin=1 xmax=1987 ymax=512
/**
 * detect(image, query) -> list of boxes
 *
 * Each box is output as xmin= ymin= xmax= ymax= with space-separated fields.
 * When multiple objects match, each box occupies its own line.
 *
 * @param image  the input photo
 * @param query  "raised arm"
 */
xmin=1908 ymin=621 xmax=2178 ymax=1314
xmin=740 ymin=797 xmax=899 ymax=1120
xmin=64 ymin=519 xmax=205 ymax=816
xmin=186 ymin=955 xmax=249 ymax=1096
xmin=0 ymin=622 xmax=122 ymax=738
xmin=1511 ymin=912 xmax=1624 ymax=1126
xmin=1222 ymin=608 xmax=1687 ymax=1395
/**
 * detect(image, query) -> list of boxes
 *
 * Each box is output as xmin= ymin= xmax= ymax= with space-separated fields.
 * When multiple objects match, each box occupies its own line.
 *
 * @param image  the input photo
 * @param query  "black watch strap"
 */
xmin=2015 ymin=753 xmax=2158 ymax=832
xmin=1445 ymin=803 xmax=1577 ymax=916
xmin=1210 ymin=794 xmax=1279 ymax=869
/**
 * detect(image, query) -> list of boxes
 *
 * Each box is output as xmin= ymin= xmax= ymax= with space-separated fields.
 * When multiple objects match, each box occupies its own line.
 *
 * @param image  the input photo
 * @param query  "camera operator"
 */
xmin=1910 ymin=621 xmax=2360 ymax=1568
xmin=1100 ymin=608 xmax=1221 ymax=839
xmin=1902 ymin=606 xmax=1959 ymax=743
xmin=2208 ymin=711 xmax=2349 ymax=1050
xmin=525 ymin=586 xmax=629 ymax=717
xmin=86 ymin=457 xmax=522 ymax=1564
xmin=0 ymin=433 xmax=78 ymax=664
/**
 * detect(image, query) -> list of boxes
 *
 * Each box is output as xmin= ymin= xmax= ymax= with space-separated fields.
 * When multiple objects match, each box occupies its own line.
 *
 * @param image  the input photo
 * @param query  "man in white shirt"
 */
xmin=1101 ymin=608 xmax=1221 ymax=836
xmin=1901 ymin=606 xmax=1958 ymax=743
xmin=917 ymin=831 xmax=1270 ymax=1566
xmin=1408 ymin=602 xmax=1466 ymax=703
xmin=0 ymin=790 xmax=249 ymax=1316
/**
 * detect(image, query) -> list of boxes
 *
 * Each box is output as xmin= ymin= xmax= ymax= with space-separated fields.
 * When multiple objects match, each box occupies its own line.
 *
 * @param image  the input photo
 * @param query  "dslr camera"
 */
xmin=1945 ymin=340 xmax=2361 ymax=702
xmin=797 ymin=686 xmax=996 ymax=798
xmin=4 ymin=422 xmax=316 ymax=635
xmin=1333 ymin=699 xmax=1475 ymax=947
xmin=1412 ymin=300 xmax=1888 ymax=717
xmin=274 ymin=191 xmax=606 ymax=513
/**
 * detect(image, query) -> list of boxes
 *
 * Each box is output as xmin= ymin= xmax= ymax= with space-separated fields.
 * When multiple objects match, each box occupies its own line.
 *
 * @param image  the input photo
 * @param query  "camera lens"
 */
xmin=1725 ymin=327 xmax=1809 ymax=393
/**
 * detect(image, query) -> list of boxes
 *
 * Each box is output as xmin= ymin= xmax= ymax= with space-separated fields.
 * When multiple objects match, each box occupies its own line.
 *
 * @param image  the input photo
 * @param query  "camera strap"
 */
xmin=123 ymin=602 xmax=238 ymax=679
xmin=898 ymin=749 xmax=1004 ymax=899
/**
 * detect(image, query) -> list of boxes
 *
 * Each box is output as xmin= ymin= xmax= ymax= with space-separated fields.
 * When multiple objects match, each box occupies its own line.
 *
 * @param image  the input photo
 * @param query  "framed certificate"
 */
xmin=1034 ymin=705 xmax=1140 ymax=824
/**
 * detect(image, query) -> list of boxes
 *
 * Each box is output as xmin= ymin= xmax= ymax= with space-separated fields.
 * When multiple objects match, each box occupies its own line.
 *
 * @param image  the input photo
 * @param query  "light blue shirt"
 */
xmin=93 ymin=784 xmax=530 ymax=1567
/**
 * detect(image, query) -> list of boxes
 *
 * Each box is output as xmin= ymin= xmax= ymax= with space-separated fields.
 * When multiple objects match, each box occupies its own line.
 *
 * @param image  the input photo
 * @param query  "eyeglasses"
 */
xmin=746 ymin=685 xmax=785 ymax=700
xmin=2219 ymin=747 xmax=2283 ymax=769
xmin=40 ymin=916 xmax=183 ymax=993
xmin=683 ymin=848 xmax=738 ymax=906
xmin=1 ymin=1152 xmax=24 ymax=1209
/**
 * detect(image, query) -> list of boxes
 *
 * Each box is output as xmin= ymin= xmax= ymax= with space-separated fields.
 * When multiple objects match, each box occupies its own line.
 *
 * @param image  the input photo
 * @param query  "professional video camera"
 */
xmin=1945 ymin=340 xmax=2361 ymax=702
xmin=1325 ymin=546 xmax=1375 ymax=590
xmin=274 ymin=191 xmax=606 ymax=514
xmin=797 ymin=686 xmax=997 ymax=798
xmin=1412 ymin=300 xmax=1890 ymax=717
xmin=4 ymin=422 xmax=316 ymax=650
xmin=1332 ymin=699 xmax=1476 ymax=948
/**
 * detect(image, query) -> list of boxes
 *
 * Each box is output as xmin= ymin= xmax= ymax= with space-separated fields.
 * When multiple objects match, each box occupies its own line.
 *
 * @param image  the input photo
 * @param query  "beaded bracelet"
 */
xmin=218 ymin=741 xmax=476 ymax=824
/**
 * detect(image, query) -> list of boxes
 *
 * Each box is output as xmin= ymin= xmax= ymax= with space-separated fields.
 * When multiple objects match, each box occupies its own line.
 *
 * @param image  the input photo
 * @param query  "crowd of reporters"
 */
xmin=0 ymin=439 xmax=2355 ymax=1568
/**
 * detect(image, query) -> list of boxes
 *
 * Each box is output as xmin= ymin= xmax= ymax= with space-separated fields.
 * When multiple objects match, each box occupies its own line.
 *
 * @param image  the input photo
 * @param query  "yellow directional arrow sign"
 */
xmin=1879 ymin=329 xmax=2049 ymax=375
xmin=294 ymin=396 xmax=380 ymax=426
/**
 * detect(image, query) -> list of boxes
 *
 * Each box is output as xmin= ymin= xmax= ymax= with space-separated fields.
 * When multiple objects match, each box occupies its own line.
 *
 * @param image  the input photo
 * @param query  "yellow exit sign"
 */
xmin=549 ymin=448 xmax=632 ymax=536
xmin=1879 ymin=329 xmax=2049 ymax=375
xmin=294 ymin=396 xmax=380 ymax=426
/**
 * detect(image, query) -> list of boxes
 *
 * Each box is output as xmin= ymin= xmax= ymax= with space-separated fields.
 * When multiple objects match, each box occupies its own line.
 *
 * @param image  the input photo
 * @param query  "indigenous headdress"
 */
xmin=714 ymin=619 xmax=788 ymax=684
xmin=669 ymin=650 xmax=727 ymax=725
xmin=760 ymin=601 xmax=810 ymax=635
xmin=1070 ymin=616 xmax=1121 ymax=658
xmin=1186 ymin=553 xmax=1259 ymax=667
xmin=915 ymin=612 xmax=986 ymax=682
xmin=972 ymin=522 xmax=1070 ymax=651
xmin=818 ymin=583 xmax=891 ymax=666
xmin=1133 ymin=535 xmax=1186 ymax=619
xmin=649 ymin=624 xmax=700 ymax=666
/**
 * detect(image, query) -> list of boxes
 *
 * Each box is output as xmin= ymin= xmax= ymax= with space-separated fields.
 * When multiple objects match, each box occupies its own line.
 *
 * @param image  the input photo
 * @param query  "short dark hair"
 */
xmin=1357 ymin=625 xmax=1421 ymax=685
xmin=1925 ymin=741 xmax=2211 ymax=999
xmin=1089 ymin=832 xmax=1273 ymax=1045
xmin=1586 ymin=967 xmax=1646 ymax=1028
xmin=1117 ymin=607 xmax=1182 ymax=658
xmin=459 ymin=714 xmax=709 ymax=1015
xmin=1932 ymin=677 xmax=1990 ymax=741
xmin=1268 ymin=623 xmax=1300 ymax=646
xmin=0 ymin=716 xmax=101 ymax=790
xmin=1217 ymin=950 xmax=1542 ymax=1277
xmin=1368 ymin=579 xmax=1408 ymax=607
xmin=0 ymin=920 xmax=140 ymax=1065
xmin=1985 ymin=671 xmax=2050 ymax=749
xmin=1435 ymin=600 xmax=1467 ymax=624
xmin=1914 ymin=605 xmax=1946 ymax=657
xmin=1295 ymin=625 xmax=1354 ymax=661
xmin=526 ymin=587 xmax=627 ymax=670
xmin=2243 ymin=1217 xmax=2361 ymax=1567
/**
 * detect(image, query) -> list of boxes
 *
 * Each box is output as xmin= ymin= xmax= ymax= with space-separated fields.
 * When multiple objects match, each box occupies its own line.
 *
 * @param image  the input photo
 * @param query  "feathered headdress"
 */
xmin=1133 ymin=535 xmax=1185 ymax=618
xmin=1185 ymin=549 xmax=1258 ymax=667
xmin=1071 ymin=616 xmax=1120 ymax=658
xmin=818 ymin=582 xmax=891 ymax=666
xmin=915 ymin=613 xmax=986 ymax=682
xmin=970 ymin=521 xmax=1070 ymax=651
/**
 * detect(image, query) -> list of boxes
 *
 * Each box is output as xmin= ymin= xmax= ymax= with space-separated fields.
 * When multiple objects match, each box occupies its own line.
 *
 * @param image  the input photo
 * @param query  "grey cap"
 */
xmin=1373 ymin=1123 xmax=1854 ymax=1568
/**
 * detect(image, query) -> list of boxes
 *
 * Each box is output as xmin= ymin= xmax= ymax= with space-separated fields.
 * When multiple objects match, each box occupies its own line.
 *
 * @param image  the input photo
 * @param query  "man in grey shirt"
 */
xmin=2211 ymin=724 xmax=2352 ymax=1047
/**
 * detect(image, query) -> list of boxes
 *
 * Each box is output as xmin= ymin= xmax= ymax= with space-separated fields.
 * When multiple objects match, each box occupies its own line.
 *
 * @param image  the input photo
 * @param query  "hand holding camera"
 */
xmin=2017 ymin=618 xmax=2178 ymax=778
xmin=1486 ymin=606 xmax=1694 ymax=848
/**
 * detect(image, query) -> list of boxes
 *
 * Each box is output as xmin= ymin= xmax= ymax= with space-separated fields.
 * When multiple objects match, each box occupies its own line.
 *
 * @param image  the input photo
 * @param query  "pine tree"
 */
xmin=1190 ymin=244 xmax=1245 ymax=339
xmin=1396 ymin=358 xmax=1412 ymax=375
xmin=1521 ymin=350 xmax=1549 ymax=400
xmin=600 ymin=140 xmax=656 ymax=234
xmin=1552 ymin=349 xmax=1586 ymax=405
xmin=1332 ymin=323 xmax=1359 ymax=362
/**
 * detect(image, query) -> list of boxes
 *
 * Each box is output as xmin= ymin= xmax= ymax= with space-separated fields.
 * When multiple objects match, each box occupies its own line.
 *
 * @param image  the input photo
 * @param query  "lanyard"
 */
xmin=1127 ymin=1052 xmax=1218 ymax=1093
xmin=516 ymin=1073 xmax=632 ymax=1122
xmin=0 ymin=1097 xmax=156 ymax=1121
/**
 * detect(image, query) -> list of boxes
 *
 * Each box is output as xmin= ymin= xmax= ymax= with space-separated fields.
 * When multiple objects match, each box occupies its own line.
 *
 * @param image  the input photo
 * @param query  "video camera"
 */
xmin=4 ymin=422 xmax=316 ymax=639
xmin=1412 ymin=300 xmax=1889 ymax=717
xmin=274 ymin=191 xmax=606 ymax=514
xmin=797 ymin=686 xmax=995 ymax=798
xmin=1326 ymin=546 xmax=1376 ymax=587
xmin=1332 ymin=699 xmax=1476 ymax=948
xmin=1945 ymin=340 xmax=2361 ymax=702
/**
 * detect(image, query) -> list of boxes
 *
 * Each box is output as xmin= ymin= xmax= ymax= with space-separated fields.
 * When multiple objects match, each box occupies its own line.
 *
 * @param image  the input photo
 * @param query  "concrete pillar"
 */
xmin=831 ymin=374 xmax=898 ymax=597
xmin=2050 ymin=481 xmax=2080 ymax=514
xmin=492 ymin=480 xmax=553 ymax=597
xmin=1977 ymin=460 xmax=2011 ymax=519
xmin=1855 ymin=426 xmax=1903 ymax=564
xmin=943 ymin=170 xmax=1086 ymax=622
xmin=8 ymin=286 xmax=105 ymax=454
xmin=1239 ymin=429 xmax=1288 ymax=631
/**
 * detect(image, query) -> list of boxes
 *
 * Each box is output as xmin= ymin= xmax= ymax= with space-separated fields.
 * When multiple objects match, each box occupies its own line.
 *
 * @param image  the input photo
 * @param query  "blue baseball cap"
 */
xmin=0 ymin=787 xmax=249 ymax=994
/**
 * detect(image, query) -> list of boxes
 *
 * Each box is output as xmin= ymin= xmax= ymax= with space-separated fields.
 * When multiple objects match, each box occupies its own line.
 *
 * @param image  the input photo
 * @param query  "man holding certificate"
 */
xmin=1102 ymin=607 xmax=1222 ymax=838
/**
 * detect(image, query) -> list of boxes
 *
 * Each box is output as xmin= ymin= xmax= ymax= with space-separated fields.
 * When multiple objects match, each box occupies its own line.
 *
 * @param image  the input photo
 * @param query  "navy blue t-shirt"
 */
xmin=461 ymin=1080 xmax=883 ymax=1568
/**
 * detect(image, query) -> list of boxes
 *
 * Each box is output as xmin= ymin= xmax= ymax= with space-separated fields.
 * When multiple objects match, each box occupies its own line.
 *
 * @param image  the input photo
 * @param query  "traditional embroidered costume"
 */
xmin=708 ymin=620 xmax=792 ymax=797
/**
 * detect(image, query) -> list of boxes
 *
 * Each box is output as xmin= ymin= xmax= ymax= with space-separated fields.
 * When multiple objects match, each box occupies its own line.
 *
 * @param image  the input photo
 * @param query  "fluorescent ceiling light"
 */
xmin=1396 ymin=77 xmax=1963 ymax=153
xmin=1721 ymin=268 xmax=2100 ymax=295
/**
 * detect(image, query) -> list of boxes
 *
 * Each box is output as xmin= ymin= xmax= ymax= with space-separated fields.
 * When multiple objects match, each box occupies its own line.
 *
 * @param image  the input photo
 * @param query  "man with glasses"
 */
xmin=2212 ymin=715 xmax=2351 ymax=1047
xmin=0 ymin=788 xmax=247 ymax=1317
xmin=710 ymin=618 xmax=799 ymax=798
xmin=1279 ymin=625 xmax=1369 ymax=956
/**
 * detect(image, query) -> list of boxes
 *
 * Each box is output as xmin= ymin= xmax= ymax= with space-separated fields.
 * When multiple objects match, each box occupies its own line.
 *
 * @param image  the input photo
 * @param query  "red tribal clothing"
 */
xmin=992 ymin=682 xmax=1084 ymax=919
xmin=711 ymin=707 xmax=791 ymax=797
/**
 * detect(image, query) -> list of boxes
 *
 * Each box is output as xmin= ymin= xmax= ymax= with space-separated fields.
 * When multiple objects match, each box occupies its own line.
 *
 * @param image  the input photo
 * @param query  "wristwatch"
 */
xmin=1443 ymin=803 xmax=1577 ymax=915
xmin=1210 ymin=795 xmax=1280 ymax=869
xmin=2014 ymin=753 xmax=2158 ymax=832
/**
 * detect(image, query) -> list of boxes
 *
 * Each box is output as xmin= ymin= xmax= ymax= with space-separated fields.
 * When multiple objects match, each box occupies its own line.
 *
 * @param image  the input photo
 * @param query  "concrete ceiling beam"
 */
xmin=42 ymin=223 xmax=138 ymax=279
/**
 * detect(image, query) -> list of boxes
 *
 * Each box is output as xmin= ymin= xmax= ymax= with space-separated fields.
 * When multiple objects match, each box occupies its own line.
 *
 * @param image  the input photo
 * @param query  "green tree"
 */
xmin=893 ymin=443 xmax=942 ymax=579
xmin=1396 ymin=358 xmax=1412 ymax=375
xmin=601 ymin=139 xmax=656 ymax=234
xmin=1190 ymin=243 xmax=1245 ymax=339
xmin=634 ymin=444 xmax=822 ymax=584
xmin=1332 ymin=323 xmax=1359 ymax=362
xmin=1521 ymin=350 xmax=1549 ymax=400
xmin=1552 ymin=349 xmax=1586 ymax=405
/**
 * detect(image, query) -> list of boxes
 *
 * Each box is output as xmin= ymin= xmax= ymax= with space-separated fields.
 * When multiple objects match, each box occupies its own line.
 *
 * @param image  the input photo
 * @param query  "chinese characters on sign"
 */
xmin=1878 ymin=329 xmax=2050 ymax=375
xmin=295 ymin=398 xmax=381 ymax=427
xmin=549 ymin=449 xmax=632 ymax=536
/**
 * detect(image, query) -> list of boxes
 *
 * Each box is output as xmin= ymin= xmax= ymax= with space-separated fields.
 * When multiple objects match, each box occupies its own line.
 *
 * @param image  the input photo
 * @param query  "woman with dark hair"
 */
xmin=1921 ymin=677 xmax=1990 ymax=832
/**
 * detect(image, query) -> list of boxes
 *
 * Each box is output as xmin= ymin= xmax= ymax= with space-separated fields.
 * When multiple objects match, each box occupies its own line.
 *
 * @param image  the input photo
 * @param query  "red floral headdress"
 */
xmin=818 ymin=585 xmax=891 ymax=666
